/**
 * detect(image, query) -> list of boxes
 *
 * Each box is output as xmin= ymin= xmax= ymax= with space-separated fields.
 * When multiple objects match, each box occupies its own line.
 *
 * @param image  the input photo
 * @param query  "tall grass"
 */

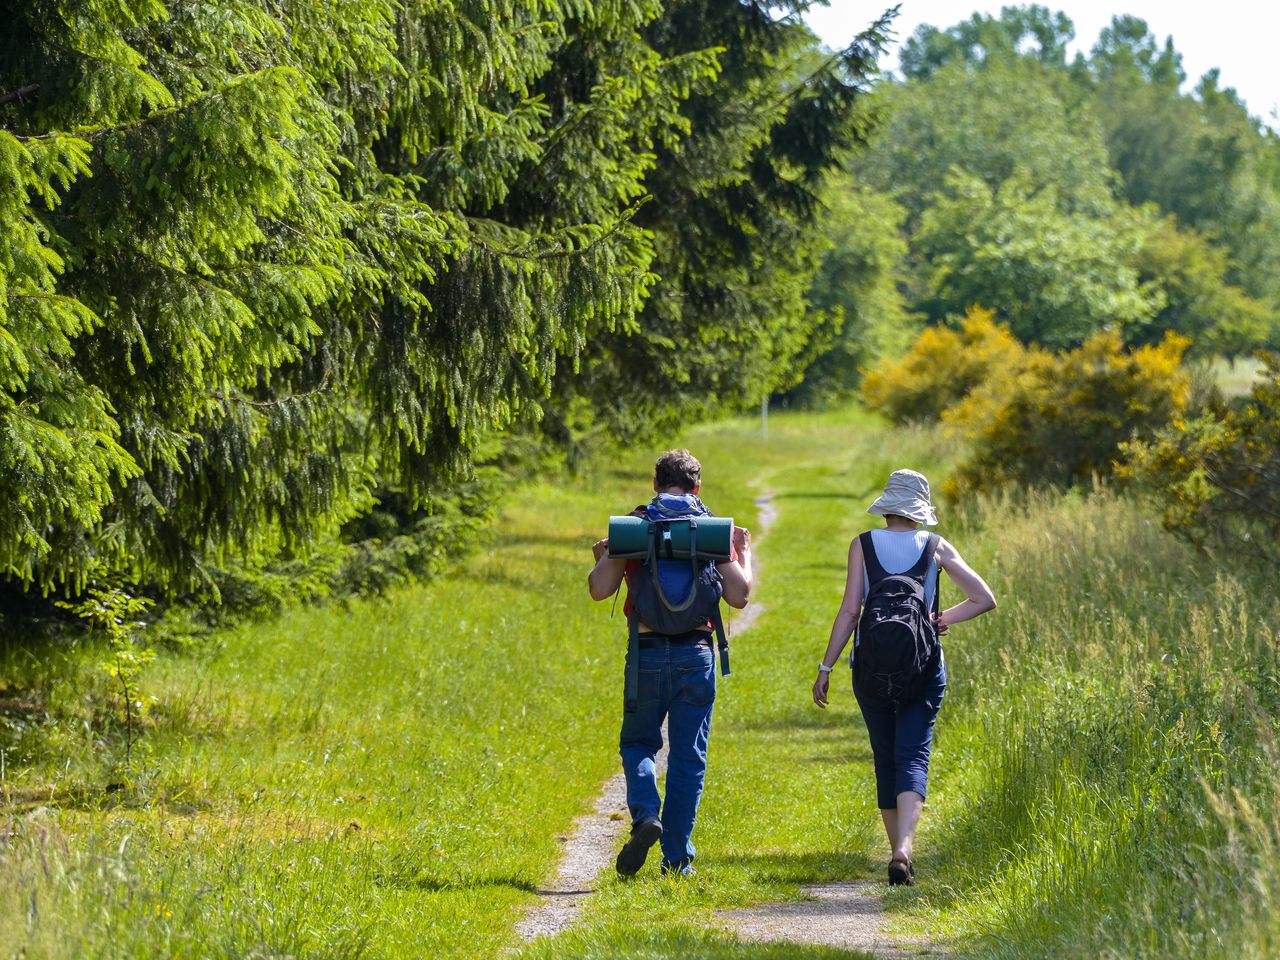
xmin=920 ymin=488 xmax=1280 ymax=958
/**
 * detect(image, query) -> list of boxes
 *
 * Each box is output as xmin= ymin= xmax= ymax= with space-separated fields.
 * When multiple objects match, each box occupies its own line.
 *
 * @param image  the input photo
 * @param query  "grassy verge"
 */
xmin=913 ymin=487 xmax=1280 ymax=958
xmin=3 ymin=402 xmax=1277 ymax=958
xmin=1 ymin=447 xmax=648 ymax=957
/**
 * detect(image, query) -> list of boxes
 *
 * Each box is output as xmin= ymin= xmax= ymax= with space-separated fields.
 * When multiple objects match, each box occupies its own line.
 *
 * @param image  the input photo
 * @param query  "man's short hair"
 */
xmin=655 ymin=449 xmax=701 ymax=491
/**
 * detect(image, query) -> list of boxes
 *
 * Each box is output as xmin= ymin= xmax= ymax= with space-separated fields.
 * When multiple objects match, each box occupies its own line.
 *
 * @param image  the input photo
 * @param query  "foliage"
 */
xmin=1081 ymin=16 xmax=1280 ymax=312
xmin=858 ymin=55 xmax=1115 ymax=231
xmin=860 ymin=306 xmax=1028 ymax=422
xmin=898 ymin=4 xmax=1076 ymax=80
xmin=0 ymin=1 xmax=890 ymax=609
xmin=783 ymin=177 xmax=915 ymax=405
xmin=55 ymin=585 xmax=154 ymax=761
xmin=550 ymin=4 xmax=896 ymax=439
xmin=1122 ymin=352 xmax=1280 ymax=566
xmin=837 ymin=7 xmax=1280 ymax=361
xmin=1129 ymin=214 xmax=1272 ymax=357
xmin=943 ymin=330 xmax=1190 ymax=495
xmin=916 ymin=168 xmax=1158 ymax=345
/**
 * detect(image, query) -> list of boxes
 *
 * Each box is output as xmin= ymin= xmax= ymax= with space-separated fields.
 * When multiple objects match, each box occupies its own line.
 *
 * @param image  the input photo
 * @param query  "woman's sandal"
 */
xmin=887 ymin=857 xmax=915 ymax=886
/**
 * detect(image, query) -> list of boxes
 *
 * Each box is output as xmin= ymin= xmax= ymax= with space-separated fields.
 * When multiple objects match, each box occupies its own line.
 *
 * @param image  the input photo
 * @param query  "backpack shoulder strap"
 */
xmin=906 ymin=532 xmax=940 ymax=580
xmin=903 ymin=532 xmax=942 ymax=617
xmin=625 ymin=606 xmax=640 ymax=714
xmin=710 ymin=602 xmax=729 ymax=677
xmin=859 ymin=531 xmax=890 ymax=585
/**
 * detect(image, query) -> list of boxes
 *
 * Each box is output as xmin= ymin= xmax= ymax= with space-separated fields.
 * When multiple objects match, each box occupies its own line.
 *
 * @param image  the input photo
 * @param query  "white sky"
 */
xmin=805 ymin=2 xmax=1280 ymax=130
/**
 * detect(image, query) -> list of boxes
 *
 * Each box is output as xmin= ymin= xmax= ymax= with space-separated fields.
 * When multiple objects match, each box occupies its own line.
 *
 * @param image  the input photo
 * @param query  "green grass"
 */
xmin=914 ymin=488 xmax=1280 ymax=958
xmin=1 ymin=458 xmax=644 ymax=957
xmin=3 ymin=403 xmax=1278 ymax=958
xmin=1201 ymin=354 xmax=1267 ymax=398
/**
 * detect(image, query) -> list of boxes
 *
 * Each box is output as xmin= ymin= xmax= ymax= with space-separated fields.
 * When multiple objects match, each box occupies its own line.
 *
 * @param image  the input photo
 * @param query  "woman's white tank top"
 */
xmin=862 ymin=528 xmax=938 ymax=609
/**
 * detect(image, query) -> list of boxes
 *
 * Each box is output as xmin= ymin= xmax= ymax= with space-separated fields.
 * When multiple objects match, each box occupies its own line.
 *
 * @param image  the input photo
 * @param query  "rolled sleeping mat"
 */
xmin=607 ymin=515 xmax=734 ymax=561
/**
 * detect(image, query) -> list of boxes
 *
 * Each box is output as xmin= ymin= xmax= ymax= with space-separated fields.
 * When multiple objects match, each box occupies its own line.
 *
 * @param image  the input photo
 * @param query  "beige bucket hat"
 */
xmin=866 ymin=468 xmax=938 ymax=526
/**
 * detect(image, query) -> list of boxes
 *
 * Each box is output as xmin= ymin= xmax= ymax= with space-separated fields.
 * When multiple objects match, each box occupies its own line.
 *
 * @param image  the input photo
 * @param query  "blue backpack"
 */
xmin=624 ymin=495 xmax=730 ymax=713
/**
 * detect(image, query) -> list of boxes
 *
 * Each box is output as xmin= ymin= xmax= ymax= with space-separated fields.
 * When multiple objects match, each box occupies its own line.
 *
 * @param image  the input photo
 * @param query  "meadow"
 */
xmin=2 ymin=404 xmax=1277 ymax=958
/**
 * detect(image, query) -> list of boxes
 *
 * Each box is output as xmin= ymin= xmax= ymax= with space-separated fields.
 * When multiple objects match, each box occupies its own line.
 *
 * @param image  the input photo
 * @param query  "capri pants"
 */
xmin=853 ymin=652 xmax=947 ymax=809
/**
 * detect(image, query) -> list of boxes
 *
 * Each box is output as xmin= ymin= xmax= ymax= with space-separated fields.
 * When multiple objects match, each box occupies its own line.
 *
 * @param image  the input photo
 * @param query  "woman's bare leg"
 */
xmin=892 ymin=790 xmax=924 ymax=862
xmin=879 ymin=808 xmax=898 ymax=854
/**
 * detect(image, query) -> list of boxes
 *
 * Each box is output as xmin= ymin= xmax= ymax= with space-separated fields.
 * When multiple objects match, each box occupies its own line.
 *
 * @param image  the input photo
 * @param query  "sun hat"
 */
xmin=866 ymin=469 xmax=938 ymax=526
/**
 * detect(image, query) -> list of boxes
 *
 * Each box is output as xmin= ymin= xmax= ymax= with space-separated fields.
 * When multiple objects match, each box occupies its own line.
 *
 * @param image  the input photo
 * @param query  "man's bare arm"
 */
xmin=588 ymin=538 xmax=627 ymax=600
xmin=718 ymin=525 xmax=753 ymax=609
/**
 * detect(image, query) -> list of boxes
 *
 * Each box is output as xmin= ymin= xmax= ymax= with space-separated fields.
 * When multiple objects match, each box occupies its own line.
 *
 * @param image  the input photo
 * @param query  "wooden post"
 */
xmin=761 ymin=396 xmax=769 ymax=439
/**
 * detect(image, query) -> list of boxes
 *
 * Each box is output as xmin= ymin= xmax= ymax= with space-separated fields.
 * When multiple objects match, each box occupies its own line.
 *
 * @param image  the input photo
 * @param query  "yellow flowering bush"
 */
xmin=860 ymin=306 xmax=1027 ymax=422
xmin=944 ymin=331 xmax=1191 ymax=496
xmin=1122 ymin=352 xmax=1280 ymax=565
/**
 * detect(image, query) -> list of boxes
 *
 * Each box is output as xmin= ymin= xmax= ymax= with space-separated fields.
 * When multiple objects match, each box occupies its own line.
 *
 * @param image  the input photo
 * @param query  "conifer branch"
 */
xmin=0 ymin=84 xmax=39 ymax=107
xmin=743 ymin=8 xmax=897 ymax=121
xmin=468 ymin=198 xmax=649 ymax=262
xmin=12 ymin=70 xmax=284 ymax=142
xmin=211 ymin=364 xmax=336 ymax=410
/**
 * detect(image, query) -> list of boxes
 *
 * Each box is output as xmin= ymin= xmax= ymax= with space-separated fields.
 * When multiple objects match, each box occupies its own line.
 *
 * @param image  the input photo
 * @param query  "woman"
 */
xmin=812 ymin=468 xmax=996 ymax=886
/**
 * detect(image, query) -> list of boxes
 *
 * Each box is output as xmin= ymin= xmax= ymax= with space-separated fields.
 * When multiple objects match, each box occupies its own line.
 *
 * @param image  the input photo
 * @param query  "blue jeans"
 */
xmin=619 ymin=636 xmax=716 ymax=867
xmin=853 ymin=652 xmax=947 ymax=809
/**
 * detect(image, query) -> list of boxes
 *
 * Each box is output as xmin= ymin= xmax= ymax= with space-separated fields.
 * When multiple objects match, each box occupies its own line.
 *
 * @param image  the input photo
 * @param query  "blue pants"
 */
xmin=619 ymin=637 xmax=716 ymax=868
xmin=853 ymin=654 xmax=947 ymax=809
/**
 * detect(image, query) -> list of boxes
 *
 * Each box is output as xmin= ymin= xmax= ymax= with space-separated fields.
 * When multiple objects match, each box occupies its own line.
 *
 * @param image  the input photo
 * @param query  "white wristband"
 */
xmin=817 ymin=662 xmax=834 ymax=674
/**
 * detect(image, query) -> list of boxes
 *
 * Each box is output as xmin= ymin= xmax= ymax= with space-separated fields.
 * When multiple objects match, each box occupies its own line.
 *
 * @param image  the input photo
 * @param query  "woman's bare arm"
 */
xmin=813 ymin=537 xmax=865 ymax=707
xmin=935 ymin=537 xmax=997 ymax=627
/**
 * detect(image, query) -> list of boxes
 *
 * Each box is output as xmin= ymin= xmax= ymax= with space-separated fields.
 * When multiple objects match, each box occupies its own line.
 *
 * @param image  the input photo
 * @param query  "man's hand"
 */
xmin=733 ymin=525 xmax=751 ymax=556
xmin=812 ymin=671 xmax=830 ymax=708
xmin=592 ymin=538 xmax=609 ymax=562
xmin=932 ymin=611 xmax=949 ymax=636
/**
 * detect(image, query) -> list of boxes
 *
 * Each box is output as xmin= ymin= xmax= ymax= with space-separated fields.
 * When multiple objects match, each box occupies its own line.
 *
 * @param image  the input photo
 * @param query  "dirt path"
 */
xmin=515 ymin=493 xmax=777 ymax=941
xmin=716 ymin=881 xmax=948 ymax=958
xmin=512 ymin=761 xmax=641 ymax=939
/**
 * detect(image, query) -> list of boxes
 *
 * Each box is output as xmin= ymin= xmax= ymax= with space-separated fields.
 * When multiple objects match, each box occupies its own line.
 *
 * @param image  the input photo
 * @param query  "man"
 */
xmin=588 ymin=449 xmax=753 ymax=876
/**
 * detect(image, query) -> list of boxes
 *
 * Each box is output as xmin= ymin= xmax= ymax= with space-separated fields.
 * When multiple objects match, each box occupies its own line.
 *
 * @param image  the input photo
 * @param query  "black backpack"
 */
xmin=853 ymin=531 xmax=941 ymax=705
xmin=625 ymin=516 xmax=729 ymax=713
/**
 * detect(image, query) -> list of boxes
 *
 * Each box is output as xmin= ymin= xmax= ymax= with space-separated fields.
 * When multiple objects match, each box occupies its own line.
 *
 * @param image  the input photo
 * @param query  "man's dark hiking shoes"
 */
xmin=616 ymin=818 xmax=662 ymax=876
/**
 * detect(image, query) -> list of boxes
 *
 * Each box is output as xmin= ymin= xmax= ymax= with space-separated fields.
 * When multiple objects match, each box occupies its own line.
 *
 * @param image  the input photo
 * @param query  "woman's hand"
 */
xmin=733 ymin=524 xmax=751 ymax=556
xmin=813 ymin=671 xmax=830 ymax=708
xmin=591 ymin=538 xmax=609 ymax=562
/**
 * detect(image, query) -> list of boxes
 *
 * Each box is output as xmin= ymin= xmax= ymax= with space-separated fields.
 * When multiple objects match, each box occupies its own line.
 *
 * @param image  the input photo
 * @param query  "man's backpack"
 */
xmin=853 ymin=531 xmax=941 ymax=705
xmin=624 ymin=502 xmax=730 ymax=713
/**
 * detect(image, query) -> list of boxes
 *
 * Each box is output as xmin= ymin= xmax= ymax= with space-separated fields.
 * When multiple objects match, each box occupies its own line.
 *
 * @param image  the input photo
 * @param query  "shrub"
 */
xmin=1122 ymin=352 xmax=1280 ymax=566
xmin=860 ymin=305 xmax=1027 ymax=422
xmin=944 ymin=330 xmax=1190 ymax=495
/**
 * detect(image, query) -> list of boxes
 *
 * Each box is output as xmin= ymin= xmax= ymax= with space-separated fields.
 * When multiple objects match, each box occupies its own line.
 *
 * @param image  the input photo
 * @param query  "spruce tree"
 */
xmin=549 ymin=2 xmax=895 ymax=437
xmin=0 ymin=0 xmax=688 ymax=598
